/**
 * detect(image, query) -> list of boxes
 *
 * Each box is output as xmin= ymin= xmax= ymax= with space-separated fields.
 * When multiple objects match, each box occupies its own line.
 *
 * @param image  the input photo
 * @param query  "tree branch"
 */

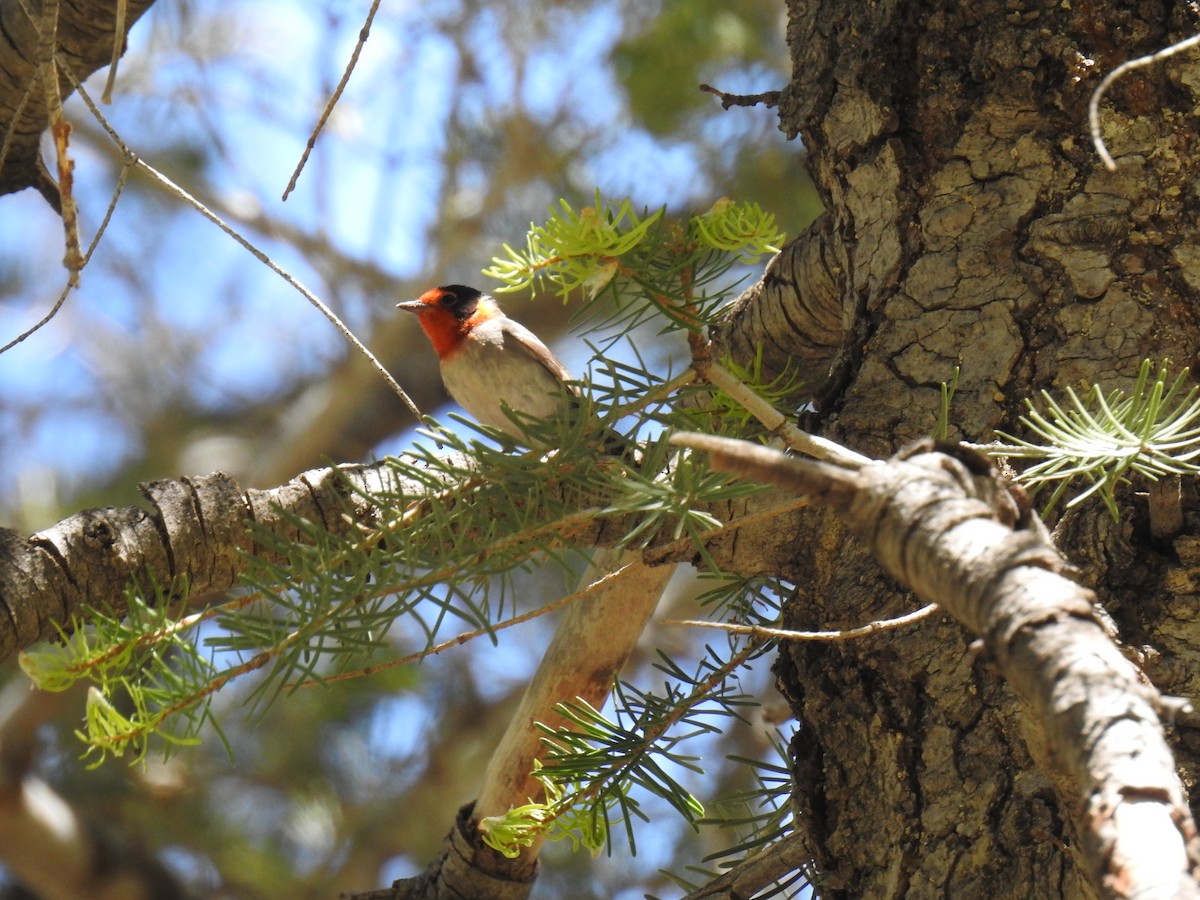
xmin=710 ymin=215 xmax=853 ymax=411
xmin=0 ymin=462 xmax=412 ymax=661
xmin=698 ymin=82 xmax=781 ymax=110
xmin=673 ymin=432 xmax=1200 ymax=899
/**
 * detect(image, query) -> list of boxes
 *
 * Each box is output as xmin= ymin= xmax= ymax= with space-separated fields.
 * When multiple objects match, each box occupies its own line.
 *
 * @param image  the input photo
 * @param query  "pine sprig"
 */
xmin=483 ymin=192 xmax=785 ymax=336
xmin=483 ymin=192 xmax=665 ymax=297
xmin=25 ymin=414 xmax=770 ymax=763
xmin=20 ymin=583 xmax=229 ymax=765
xmin=690 ymin=197 xmax=784 ymax=261
xmin=989 ymin=360 xmax=1200 ymax=517
xmin=479 ymin=637 xmax=769 ymax=858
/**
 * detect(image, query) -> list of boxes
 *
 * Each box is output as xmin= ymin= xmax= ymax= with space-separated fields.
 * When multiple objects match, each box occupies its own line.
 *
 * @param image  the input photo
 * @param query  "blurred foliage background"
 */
xmin=0 ymin=1 xmax=820 ymax=896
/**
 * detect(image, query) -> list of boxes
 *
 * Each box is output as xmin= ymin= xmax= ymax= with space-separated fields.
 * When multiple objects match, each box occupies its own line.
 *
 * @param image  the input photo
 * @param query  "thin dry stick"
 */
xmin=60 ymin=68 xmax=425 ymax=422
xmin=35 ymin=0 xmax=83 ymax=284
xmin=666 ymin=602 xmax=939 ymax=643
xmin=701 ymin=356 xmax=871 ymax=468
xmin=282 ymin=0 xmax=383 ymax=201
xmin=0 ymin=162 xmax=130 ymax=354
xmin=698 ymin=82 xmax=781 ymax=110
xmin=101 ymin=0 xmax=127 ymax=103
xmin=1090 ymin=31 xmax=1200 ymax=170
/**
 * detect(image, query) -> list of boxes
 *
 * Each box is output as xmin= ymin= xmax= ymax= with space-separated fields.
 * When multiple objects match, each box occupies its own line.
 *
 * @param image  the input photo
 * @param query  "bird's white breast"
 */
xmin=439 ymin=318 xmax=571 ymax=439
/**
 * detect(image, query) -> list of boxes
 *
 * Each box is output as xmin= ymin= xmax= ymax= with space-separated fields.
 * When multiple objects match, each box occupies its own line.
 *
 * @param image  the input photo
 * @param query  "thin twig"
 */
xmin=80 ymin=161 xmax=131 ymax=266
xmin=60 ymin=67 xmax=425 ymax=422
xmin=282 ymin=0 xmax=382 ymax=201
xmin=0 ymin=162 xmax=130 ymax=354
xmin=666 ymin=603 xmax=939 ymax=643
xmin=697 ymin=357 xmax=871 ymax=468
xmin=101 ymin=0 xmax=127 ymax=103
xmin=134 ymin=160 xmax=428 ymax=418
xmin=0 ymin=282 xmax=70 ymax=357
xmin=699 ymin=83 xmax=781 ymax=110
xmin=1089 ymin=32 xmax=1200 ymax=170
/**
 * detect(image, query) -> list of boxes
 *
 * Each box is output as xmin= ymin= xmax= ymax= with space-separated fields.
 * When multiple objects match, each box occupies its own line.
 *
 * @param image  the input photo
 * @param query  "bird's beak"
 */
xmin=396 ymin=300 xmax=425 ymax=312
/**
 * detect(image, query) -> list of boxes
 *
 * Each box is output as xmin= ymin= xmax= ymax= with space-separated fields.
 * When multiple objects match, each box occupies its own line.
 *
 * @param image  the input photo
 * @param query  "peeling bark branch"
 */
xmin=674 ymin=432 xmax=1200 ymax=899
xmin=472 ymin=550 xmax=670 ymax=832
xmin=0 ymin=463 xmax=413 ymax=661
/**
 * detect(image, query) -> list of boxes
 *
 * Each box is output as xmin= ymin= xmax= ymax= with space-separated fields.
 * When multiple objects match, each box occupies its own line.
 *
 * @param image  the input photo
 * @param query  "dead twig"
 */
xmin=282 ymin=0 xmax=383 ymax=200
xmin=666 ymin=602 xmax=939 ymax=643
xmin=699 ymin=83 xmax=781 ymax=110
xmin=1089 ymin=32 xmax=1200 ymax=170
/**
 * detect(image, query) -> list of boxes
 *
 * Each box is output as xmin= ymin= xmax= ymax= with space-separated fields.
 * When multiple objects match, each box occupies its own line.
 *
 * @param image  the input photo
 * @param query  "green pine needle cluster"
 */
xmin=481 ymin=634 xmax=773 ymax=859
xmin=20 ymin=583 xmax=225 ymax=766
xmin=990 ymin=360 xmax=1200 ymax=517
xmin=483 ymin=191 xmax=784 ymax=334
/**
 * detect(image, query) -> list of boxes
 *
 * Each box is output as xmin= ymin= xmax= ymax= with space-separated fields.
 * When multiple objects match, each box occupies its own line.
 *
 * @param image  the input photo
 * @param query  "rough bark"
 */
xmin=703 ymin=0 xmax=1200 ymax=896
xmin=0 ymin=465 xmax=396 ymax=658
xmin=0 ymin=0 xmax=157 ymax=204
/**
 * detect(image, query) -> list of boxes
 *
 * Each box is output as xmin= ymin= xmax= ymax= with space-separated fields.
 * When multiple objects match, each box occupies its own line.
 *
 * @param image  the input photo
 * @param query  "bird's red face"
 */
xmin=398 ymin=285 xmax=503 ymax=359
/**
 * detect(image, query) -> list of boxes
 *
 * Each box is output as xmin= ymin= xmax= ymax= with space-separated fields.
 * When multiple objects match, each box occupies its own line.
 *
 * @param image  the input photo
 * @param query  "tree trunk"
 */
xmin=719 ymin=1 xmax=1200 ymax=895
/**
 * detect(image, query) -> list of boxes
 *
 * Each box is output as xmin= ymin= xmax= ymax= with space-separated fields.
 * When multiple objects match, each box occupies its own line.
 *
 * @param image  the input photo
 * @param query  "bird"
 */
xmin=398 ymin=284 xmax=619 ymax=449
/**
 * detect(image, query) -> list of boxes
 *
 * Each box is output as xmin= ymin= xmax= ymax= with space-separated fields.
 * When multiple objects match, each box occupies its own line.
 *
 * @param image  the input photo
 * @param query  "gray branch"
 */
xmin=674 ymin=432 xmax=1200 ymax=900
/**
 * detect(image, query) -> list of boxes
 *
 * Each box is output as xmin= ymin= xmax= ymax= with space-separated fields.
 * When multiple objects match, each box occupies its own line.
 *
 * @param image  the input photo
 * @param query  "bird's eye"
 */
xmin=439 ymin=293 xmax=457 ymax=307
